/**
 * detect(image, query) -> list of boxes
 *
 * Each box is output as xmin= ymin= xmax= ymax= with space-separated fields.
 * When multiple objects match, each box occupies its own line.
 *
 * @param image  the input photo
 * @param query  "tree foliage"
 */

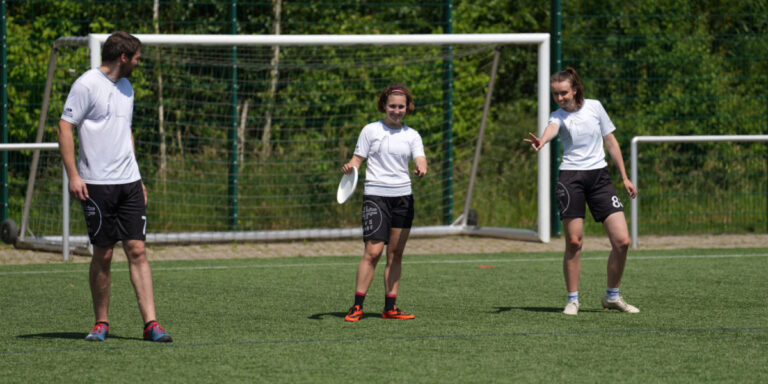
xmin=4 ymin=0 xmax=768 ymax=233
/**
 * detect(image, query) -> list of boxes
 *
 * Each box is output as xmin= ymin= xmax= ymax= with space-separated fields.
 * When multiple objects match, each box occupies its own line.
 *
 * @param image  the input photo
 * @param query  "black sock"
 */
xmin=354 ymin=293 xmax=366 ymax=308
xmin=385 ymin=295 xmax=397 ymax=311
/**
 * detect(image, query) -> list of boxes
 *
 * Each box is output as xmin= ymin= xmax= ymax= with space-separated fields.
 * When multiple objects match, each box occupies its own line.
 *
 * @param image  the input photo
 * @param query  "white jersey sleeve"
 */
xmin=594 ymin=100 xmax=616 ymax=137
xmin=354 ymin=124 xmax=374 ymax=159
xmin=61 ymin=81 xmax=93 ymax=126
xmin=410 ymin=132 xmax=425 ymax=159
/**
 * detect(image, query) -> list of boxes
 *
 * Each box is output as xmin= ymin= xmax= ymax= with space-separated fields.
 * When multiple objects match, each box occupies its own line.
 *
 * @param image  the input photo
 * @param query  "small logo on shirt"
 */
xmin=63 ymin=107 xmax=74 ymax=118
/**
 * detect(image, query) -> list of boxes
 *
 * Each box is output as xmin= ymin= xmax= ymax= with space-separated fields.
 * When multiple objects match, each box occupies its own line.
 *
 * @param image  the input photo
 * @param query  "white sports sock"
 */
xmin=606 ymin=287 xmax=620 ymax=300
xmin=567 ymin=291 xmax=579 ymax=303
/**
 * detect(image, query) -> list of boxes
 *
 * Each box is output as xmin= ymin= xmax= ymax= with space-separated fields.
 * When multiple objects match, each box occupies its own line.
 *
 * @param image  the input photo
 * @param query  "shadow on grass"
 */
xmin=17 ymin=332 xmax=140 ymax=341
xmin=308 ymin=312 xmax=379 ymax=321
xmin=493 ymin=306 xmax=601 ymax=314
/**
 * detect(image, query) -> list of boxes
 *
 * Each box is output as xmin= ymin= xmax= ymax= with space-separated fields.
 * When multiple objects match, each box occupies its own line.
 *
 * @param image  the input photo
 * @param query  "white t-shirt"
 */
xmin=354 ymin=120 xmax=425 ymax=197
xmin=548 ymin=99 xmax=616 ymax=170
xmin=61 ymin=68 xmax=141 ymax=184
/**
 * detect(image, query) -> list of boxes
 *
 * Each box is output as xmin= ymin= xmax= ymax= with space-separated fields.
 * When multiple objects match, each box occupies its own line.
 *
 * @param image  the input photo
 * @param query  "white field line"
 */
xmin=1 ymin=252 xmax=767 ymax=276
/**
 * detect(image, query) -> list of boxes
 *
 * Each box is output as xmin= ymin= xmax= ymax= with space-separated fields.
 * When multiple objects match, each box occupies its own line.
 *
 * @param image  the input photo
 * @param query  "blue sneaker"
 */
xmin=85 ymin=322 xmax=109 ymax=342
xmin=143 ymin=321 xmax=173 ymax=342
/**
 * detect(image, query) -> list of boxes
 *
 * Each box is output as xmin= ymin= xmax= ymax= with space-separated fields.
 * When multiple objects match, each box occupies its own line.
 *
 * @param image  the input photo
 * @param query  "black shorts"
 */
xmin=82 ymin=180 xmax=146 ymax=247
xmin=361 ymin=194 xmax=414 ymax=243
xmin=556 ymin=167 xmax=624 ymax=222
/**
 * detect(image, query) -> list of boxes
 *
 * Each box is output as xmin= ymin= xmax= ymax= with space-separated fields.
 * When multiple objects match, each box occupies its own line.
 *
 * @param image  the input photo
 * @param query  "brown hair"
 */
xmin=102 ymin=31 xmax=142 ymax=63
xmin=550 ymin=67 xmax=585 ymax=109
xmin=377 ymin=83 xmax=415 ymax=114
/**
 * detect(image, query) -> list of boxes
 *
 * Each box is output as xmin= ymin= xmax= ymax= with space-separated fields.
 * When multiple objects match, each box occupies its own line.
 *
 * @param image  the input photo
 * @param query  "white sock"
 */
xmin=567 ymin=291 xmax=579 ymax=303
xmin=606 ymin=287 xmax=620 ymax=300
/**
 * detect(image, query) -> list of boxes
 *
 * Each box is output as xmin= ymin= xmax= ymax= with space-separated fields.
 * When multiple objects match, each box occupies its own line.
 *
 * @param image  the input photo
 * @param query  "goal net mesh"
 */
xmin=20 ymin=40 xmax=541 ymax=246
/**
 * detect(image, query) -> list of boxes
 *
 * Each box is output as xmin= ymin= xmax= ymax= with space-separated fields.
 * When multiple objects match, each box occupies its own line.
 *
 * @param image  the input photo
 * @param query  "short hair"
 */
xmin=550 ymin=67 xmax=585 ymax=110
xmin=377 ymin=83 xmax=415 ymax=114
xmin=101 ymin=31 xmax=142 ymax=63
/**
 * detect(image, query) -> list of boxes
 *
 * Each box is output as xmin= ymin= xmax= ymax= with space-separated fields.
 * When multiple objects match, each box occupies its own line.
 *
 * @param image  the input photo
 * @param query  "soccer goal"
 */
xmin=16 ymin=33 xmax=551 ymax=256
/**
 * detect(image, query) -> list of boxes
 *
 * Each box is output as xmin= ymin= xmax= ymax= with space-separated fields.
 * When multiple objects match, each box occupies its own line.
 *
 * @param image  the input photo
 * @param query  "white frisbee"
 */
xmin=337 ymin=166 xmax=358 ymax=204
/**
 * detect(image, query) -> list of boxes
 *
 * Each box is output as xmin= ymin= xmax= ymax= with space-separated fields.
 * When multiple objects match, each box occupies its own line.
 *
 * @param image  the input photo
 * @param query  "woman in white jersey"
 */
xmin=342 ymin=83 xmax=427 ymax=322
xmin=525 ymin=68 xmax=639 ymax=316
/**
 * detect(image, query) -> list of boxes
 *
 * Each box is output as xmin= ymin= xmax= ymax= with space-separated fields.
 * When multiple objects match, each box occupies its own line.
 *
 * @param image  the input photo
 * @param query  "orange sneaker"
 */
xmin=345 ymin=305 xmax=363 ymax=322
xmin=382 ymin=306 xmax=415 ymax=320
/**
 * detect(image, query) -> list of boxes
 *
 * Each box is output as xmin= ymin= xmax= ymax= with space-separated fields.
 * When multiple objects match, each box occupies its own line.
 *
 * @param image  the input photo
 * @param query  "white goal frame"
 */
xmin=630 ymin=134 xmax=768 ymax=248
xmin=22 ymin=33 xmax=552 ymax=259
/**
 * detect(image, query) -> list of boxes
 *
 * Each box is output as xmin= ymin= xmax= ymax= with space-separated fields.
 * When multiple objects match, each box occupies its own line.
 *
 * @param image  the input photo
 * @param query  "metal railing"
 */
xmin=629 ymin=135 xmax=768 ymax=248
xmin=0 ymin=142 xmax=74 ymax=260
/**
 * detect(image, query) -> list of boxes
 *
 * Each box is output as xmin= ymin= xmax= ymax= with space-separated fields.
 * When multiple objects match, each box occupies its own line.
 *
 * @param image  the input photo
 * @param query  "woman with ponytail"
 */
xmin=525 ymin=68 xmax=639 ymax=316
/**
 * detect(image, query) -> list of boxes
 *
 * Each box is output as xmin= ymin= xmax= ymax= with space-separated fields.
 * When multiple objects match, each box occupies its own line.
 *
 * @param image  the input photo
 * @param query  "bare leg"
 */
xmin=602 ymin=212 xmax=631 ymax=288
xmin=123 ymin=239 xmax=157 ymax=323
xmin=562 ymin=218 xmax=584 ymax=293
xmin=90 ymin=245 xmax=114 ymax=323
xmin=354 ymin=240 xmax=385 ymax=294
xmin=384 ymin=228 xmax=410 ymax=295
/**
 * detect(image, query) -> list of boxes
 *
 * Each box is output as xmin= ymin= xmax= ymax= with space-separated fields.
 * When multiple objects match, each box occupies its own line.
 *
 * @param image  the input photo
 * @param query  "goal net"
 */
xmin=16 ymin=33 xmax=551 ymax=255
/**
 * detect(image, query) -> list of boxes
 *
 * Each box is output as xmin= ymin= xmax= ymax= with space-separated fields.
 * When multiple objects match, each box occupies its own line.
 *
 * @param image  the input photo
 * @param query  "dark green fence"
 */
xmin=3 ymin=0 xmax=767 ymax=237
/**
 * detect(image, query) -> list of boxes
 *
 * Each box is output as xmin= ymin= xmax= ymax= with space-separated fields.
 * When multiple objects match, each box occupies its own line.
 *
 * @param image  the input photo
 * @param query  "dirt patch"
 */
xmin=1 ymin=233 xmax=766 ymax=265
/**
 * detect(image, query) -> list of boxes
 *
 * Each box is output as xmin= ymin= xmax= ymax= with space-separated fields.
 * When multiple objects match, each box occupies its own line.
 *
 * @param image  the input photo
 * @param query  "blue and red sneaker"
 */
xmin=143 ymin=321 xmax=173 ymax=342
xmin=85 ymin=321 xmax=109 ymax=342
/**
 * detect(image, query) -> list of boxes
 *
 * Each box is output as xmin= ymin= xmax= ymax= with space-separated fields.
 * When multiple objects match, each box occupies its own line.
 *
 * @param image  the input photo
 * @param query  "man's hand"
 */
xmin=68 ymin=175 xmax=89 ymax=201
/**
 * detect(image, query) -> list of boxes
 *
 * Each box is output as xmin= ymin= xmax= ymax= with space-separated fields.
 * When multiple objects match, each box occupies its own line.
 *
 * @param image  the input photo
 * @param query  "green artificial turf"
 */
xmin=2 ymin=248 xmax=767 ymax=383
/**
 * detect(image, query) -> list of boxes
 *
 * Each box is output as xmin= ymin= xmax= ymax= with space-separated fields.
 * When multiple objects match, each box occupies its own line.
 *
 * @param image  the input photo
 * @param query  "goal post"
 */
xmin=91 ymin=32 xmax=552 ymax=244
xmin=20 ymin=33 xmax=551 ymax=256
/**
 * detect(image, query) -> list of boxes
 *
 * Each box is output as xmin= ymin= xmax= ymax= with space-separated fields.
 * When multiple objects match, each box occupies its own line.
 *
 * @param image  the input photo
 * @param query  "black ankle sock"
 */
xmin=354 ymin=293 xmax=366 ymax=308
xmin=385 ymin=295 xmax=396 ymax=311
xmin=96 ymin=321 xmax=109 ymax=327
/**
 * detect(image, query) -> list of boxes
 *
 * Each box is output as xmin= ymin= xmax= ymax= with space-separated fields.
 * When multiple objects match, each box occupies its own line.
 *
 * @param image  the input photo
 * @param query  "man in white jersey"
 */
xmin=58 ymin=32 xmax=172 ymax=342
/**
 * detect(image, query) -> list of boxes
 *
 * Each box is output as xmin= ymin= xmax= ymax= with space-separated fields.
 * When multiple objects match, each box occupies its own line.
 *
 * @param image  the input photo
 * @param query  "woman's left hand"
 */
xmin=623 ymin=179 xmax=638 ymax=199
xmin=413 ymin=156 xmax=427 ymax=178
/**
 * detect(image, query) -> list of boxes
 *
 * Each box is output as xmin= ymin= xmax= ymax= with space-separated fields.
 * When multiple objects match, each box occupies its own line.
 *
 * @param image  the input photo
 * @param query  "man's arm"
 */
xmin=57 ymin=119 xmax=88 ymax=201
xmin=130 ymin=132 xmax=147 ymax=205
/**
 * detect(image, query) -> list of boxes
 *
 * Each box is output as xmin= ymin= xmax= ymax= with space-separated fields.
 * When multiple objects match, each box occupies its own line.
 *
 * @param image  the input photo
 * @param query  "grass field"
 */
xmin=2 ymin=247 xmax=767 ymax=383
